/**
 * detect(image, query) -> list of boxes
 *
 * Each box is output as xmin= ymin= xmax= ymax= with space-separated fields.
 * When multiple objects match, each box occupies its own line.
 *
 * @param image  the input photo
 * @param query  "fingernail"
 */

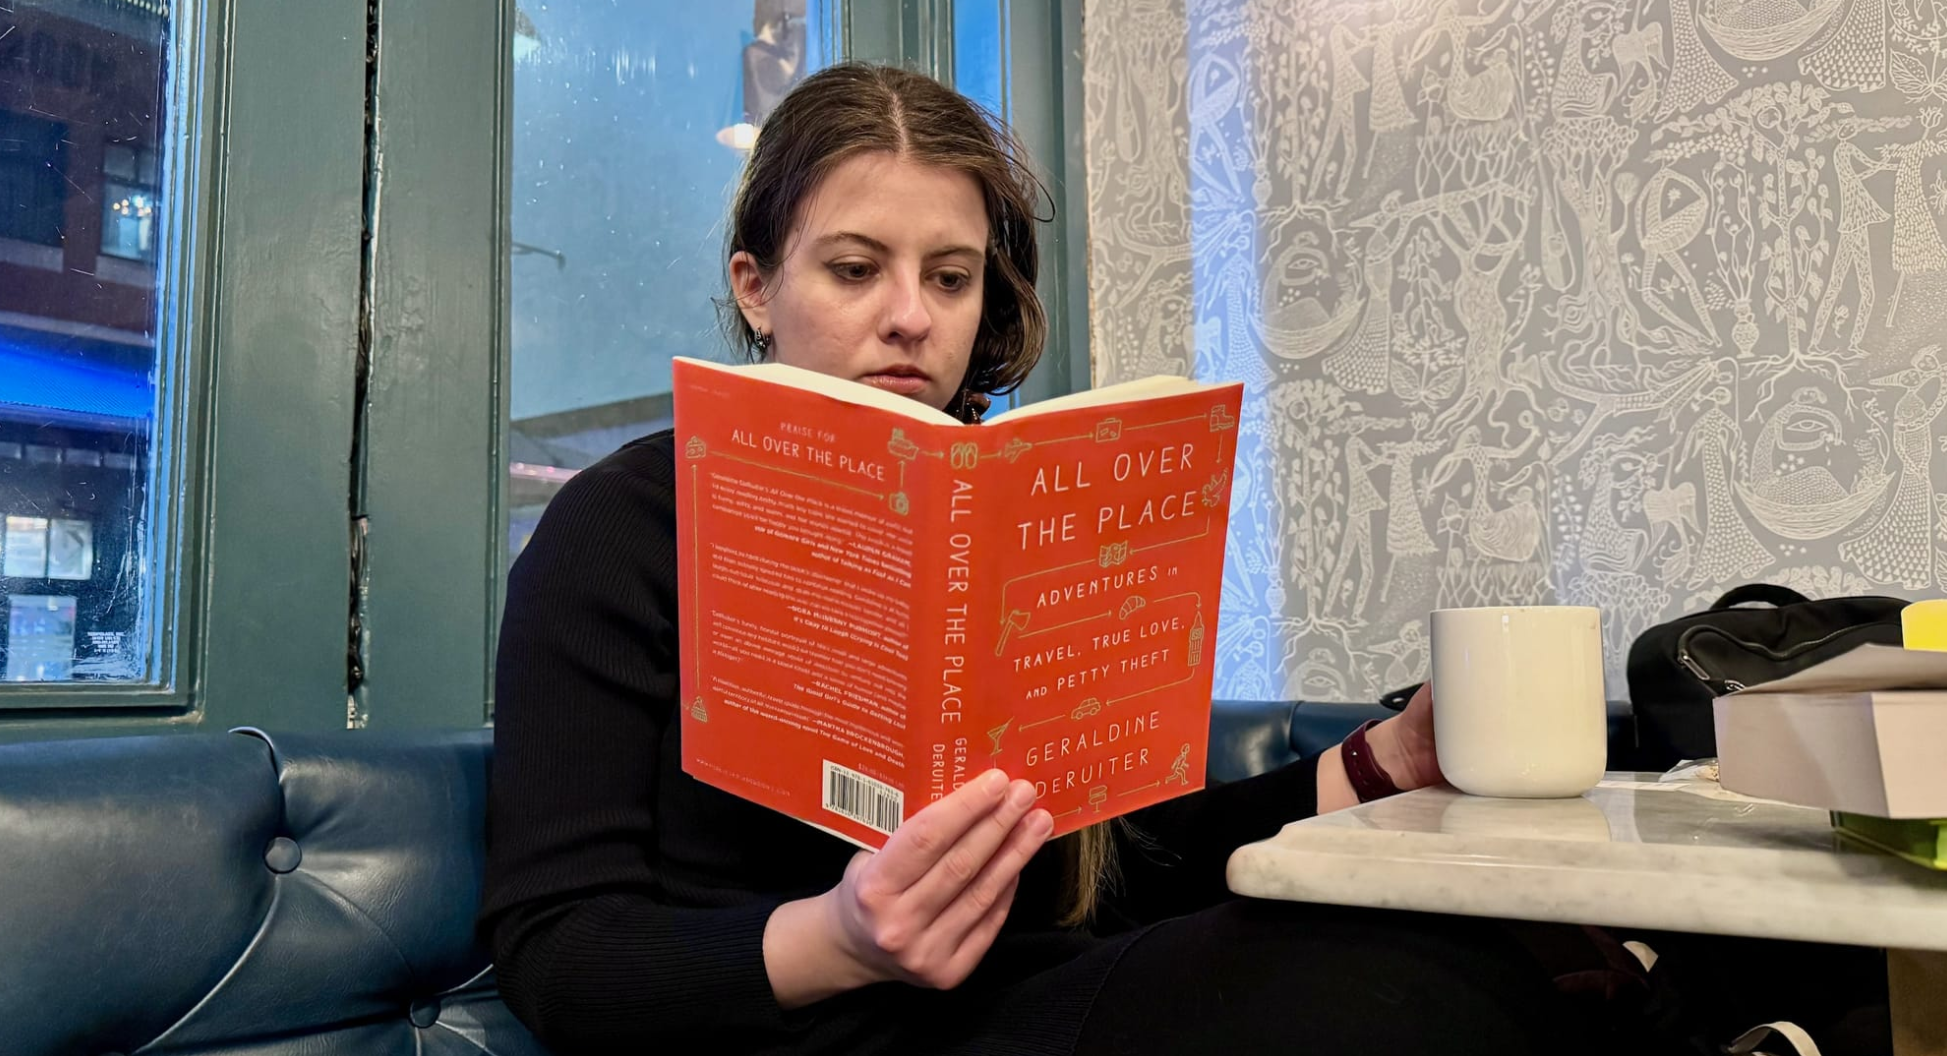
xmin=1007 ymin=781 xmax=1035 ymax=808
xmin=1028 ymin=810 xmax=1053 ymax=836
xmin=982 ymin=769 xmax=1007 ymax=793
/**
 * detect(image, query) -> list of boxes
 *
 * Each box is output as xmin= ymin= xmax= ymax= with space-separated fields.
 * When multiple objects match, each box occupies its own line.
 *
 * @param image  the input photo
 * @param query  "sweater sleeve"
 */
xmin=1103 ymin=756 xmax=1322 ymax=926
xmin=478 ymin=442 xmax=797 ymax=1051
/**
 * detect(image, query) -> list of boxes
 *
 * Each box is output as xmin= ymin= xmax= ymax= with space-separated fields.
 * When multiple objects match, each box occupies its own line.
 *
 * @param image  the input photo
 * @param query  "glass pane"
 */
xmin=953 ymin=0 xmax=1006 ymax=120
xmin=507 ymin=0 xmax=833 ymax=560
xmin=0 ymin=2 xmax=172 ymax=684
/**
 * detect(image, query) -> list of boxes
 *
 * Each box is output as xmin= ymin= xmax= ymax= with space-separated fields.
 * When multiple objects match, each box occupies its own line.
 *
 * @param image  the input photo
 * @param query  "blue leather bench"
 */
xmin=0 ymin=698 xmax=1633 ymax=1054
xmin=0 ymin=727 xmax=547 ymax=1056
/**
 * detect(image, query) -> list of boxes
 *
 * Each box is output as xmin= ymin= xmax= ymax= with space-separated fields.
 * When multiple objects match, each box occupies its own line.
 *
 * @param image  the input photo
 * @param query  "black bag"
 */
xmin=1622 ymin=584 xmax=1907 ymax=771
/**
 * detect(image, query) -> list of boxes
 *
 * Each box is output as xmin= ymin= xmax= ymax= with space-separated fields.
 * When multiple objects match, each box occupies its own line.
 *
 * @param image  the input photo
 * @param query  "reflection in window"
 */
xmin=101 ymin=143 xmax=162 ymax=262
xmin=6 ymin=595 xmax=77 ymax=683
xmin=0 ymin=2 xmax=171 ymax=683
xmin=507 ymin=0 xmax=829 ymax=562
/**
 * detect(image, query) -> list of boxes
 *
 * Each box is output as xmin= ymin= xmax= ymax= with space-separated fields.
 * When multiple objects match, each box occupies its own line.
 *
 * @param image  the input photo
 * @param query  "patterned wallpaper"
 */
xmin=1083 ymin=0 xmax=1947 ymax=702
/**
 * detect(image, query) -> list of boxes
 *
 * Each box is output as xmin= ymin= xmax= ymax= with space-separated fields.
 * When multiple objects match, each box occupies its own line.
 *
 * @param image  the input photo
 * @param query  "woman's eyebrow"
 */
xmin=815 ymin=231 xmax=984 ymax=259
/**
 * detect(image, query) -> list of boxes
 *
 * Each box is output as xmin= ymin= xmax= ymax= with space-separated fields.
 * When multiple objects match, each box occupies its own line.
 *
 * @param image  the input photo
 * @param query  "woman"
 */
xmin=480 ymin=63 xmax=1570 ymax=1056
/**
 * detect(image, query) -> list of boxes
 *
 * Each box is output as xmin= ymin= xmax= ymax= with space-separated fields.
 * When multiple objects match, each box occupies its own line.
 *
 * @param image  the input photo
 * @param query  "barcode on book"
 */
xmin=822 ymin=760 xmax=903 ymax=836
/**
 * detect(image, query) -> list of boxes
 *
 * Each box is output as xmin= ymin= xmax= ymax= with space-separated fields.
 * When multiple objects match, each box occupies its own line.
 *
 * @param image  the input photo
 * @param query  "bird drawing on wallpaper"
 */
xmin=1841 ymin=347 xmax=1947 ymax=588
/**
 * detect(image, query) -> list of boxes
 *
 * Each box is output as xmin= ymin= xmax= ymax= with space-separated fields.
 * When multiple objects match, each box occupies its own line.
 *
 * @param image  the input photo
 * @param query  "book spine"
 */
xmin=907 ymin=424 xmax=983 ymax=814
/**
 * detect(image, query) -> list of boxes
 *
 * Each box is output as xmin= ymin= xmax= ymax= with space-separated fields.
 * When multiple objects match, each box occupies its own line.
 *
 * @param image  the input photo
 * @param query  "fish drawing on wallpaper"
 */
xmin=1840 ymin=347 xmax=1947 ymax=588
xmin=1735 ymin=387 xmax=1891 ymax=539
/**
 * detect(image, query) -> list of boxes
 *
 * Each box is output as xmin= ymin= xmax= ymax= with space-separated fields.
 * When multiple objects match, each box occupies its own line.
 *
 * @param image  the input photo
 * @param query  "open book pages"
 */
xmin=673 ymin=357 xmax=1225 ymax=425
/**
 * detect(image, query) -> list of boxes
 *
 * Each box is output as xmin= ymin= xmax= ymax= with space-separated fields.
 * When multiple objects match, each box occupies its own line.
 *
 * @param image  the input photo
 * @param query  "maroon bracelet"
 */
xmin=1341 ymin=720 xmax=1403 ymax=803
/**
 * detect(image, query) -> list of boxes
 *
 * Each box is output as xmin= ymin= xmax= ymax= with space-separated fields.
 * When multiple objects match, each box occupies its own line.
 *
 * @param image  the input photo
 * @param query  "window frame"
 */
xmin=1 ymin=0 xmax=368 ymax=736
xmin=1 ymin=0 xmax=1090 ymax=737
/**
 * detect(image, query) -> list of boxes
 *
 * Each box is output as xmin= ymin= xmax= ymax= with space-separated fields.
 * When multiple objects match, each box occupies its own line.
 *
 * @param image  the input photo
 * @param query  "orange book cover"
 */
xmin=673 ymin=358 xmax=1242 ymax=849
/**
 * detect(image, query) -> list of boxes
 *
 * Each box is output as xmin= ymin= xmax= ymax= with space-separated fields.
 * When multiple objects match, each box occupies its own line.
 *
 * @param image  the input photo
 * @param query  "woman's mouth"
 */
xmin=860 ymin=370 xmax=930 ymax=396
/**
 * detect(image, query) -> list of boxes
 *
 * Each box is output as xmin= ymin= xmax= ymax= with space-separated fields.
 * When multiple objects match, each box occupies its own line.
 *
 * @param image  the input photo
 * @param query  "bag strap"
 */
xmin=1709 ymin=584 xmax=1813 ymax=611
xmin=1726 ymin=1021 xmax=1823 ymax=1056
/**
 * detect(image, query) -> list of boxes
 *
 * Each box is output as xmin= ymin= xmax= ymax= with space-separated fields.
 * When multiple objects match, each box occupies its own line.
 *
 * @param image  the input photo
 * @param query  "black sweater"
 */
xmin=479 ymin=431 xmax=1323 ymax=1055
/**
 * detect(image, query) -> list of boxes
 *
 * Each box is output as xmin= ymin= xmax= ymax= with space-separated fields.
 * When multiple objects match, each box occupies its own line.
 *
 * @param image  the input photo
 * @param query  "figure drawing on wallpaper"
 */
xmin=1841 ymin=347 xmax=1947 ymax=588
xmin=1083 ymin=0 xmax=1947 ymax=699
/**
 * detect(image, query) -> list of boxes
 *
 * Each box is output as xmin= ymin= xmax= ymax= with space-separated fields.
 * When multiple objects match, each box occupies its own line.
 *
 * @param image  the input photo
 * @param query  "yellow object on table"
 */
xmin=1905 ymin=600 xmax=1947 ymax=653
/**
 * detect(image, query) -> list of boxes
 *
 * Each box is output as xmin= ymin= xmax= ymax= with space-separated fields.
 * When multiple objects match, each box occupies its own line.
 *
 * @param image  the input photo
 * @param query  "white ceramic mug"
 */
xmin=1431 ymin=605 xmax=1606 ymax=798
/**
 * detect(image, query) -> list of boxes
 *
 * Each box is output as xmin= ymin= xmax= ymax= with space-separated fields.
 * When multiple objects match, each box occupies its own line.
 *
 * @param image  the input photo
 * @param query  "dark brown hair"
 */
xmin=723 ymin=62 xmax=1048 ymax=423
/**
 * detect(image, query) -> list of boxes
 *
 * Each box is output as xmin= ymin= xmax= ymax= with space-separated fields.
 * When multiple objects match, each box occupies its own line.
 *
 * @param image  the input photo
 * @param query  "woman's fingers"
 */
xmin=869 ymin=769 xmax=1010 ymax=891
xmin=903 ymin=779 xmax=1039 ymax=921
xmin=932 ymin=805 xmax=1052 ymax=951
xmin=939 ymin=874 xmax=1022 ymax=989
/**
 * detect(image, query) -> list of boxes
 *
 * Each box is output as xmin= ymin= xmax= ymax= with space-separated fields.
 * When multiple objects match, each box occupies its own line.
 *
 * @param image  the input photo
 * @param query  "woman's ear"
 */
xmin=728 ymin=251 xmax=772 ymax=340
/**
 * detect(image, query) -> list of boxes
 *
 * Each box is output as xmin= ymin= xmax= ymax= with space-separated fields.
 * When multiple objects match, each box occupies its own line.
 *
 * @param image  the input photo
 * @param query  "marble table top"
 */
xmin=1227 ymin=774 xmax=1947 ymax=952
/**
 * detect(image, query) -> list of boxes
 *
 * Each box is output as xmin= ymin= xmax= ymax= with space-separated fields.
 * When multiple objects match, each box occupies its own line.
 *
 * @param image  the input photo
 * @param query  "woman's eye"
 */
xmin=935 ymin=271 xmax=971 ymax=292
xmin=830 ymin=261 xmax=876 ymax=282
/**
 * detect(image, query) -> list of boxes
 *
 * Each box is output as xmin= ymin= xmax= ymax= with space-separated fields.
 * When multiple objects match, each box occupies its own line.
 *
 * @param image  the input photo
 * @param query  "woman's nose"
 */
xmin=880 ymin=270 xmax=933 ymax=344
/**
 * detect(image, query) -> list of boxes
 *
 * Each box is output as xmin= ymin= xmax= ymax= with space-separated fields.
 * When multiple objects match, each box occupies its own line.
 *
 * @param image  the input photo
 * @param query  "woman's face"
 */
xmin=732 ymin=152 xmax=989 ymax=414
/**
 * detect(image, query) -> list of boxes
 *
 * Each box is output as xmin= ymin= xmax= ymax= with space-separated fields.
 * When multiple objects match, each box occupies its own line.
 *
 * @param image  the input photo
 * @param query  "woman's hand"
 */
xmin=1367 ymin=681 xmax=1443 ymax=793
xmin=764 ymin=769 xmax=1052 ymax=1007
xmin=1317 ymin=682 xmax=1444 ymax=812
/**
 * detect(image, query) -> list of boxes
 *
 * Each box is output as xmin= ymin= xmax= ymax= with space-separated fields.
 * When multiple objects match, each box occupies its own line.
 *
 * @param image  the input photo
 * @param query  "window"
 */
xmin=506 ymin=0 xmax=834 ymax=561
xmin=0 ymin=1 xmax=170 ymax=683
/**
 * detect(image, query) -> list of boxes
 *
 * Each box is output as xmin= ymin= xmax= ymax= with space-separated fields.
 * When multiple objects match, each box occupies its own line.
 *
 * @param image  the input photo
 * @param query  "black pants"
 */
xmin=1071 ymin=899 xmax=1571 ymax=1056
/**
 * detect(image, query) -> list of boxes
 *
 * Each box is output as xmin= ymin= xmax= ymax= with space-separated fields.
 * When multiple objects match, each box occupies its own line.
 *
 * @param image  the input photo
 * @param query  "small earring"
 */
xmin=752 ymin=329 xmax=772 ymax=355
